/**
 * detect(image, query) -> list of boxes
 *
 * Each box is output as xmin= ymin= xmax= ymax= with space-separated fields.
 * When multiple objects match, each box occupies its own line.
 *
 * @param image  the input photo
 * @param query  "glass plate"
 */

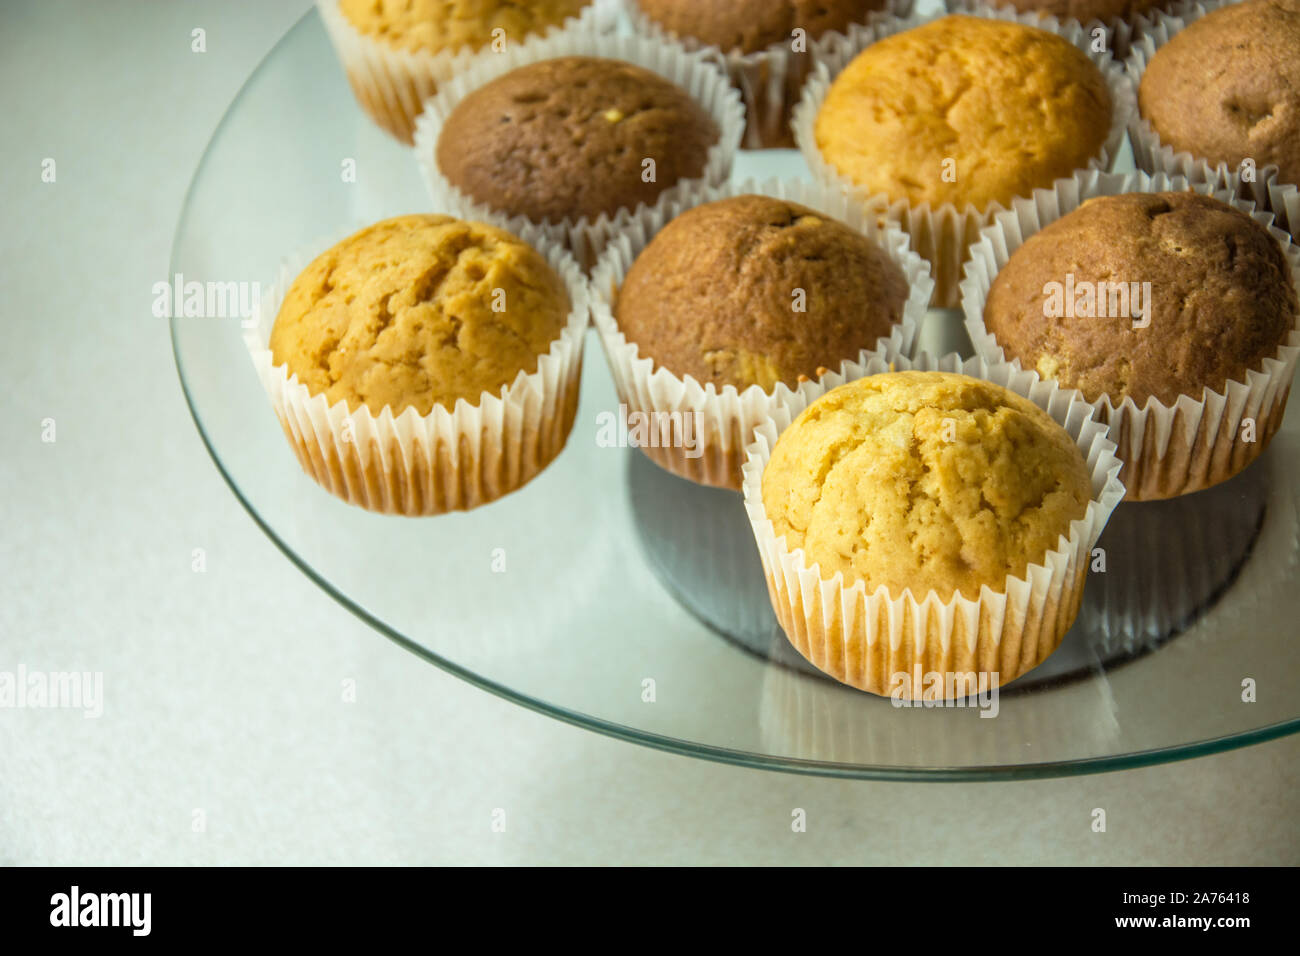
xmin=170 ymin=8 xmax=1300 ymax=779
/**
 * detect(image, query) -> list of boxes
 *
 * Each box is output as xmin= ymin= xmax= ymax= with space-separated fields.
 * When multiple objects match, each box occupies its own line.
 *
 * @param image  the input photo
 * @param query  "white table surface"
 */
xmin=1 ymin=0 xmax=1296 ymax=866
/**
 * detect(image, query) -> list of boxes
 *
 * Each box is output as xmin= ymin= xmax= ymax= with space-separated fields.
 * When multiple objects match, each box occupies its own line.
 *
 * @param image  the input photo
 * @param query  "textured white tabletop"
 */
xmin=1 ymin=0 xmax=1296 ymax=865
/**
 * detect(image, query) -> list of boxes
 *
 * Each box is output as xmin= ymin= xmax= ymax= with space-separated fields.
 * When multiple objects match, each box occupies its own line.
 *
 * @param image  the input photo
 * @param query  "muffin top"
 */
xmin=269 ymin=215 xmax=570 ymax=416
xmin=814 ymin=16 xmax=1112 ymax=210
xmin=339 ymin=0 xmax=589 ymax=54
xmin=615 ymin=195 xmax=909 ymax=391
xmin=983 ymin=192 xmax=1297 ymax=406
xmin=636 ymin=0 xmax=889 ymax=54
xmin=761 ymin=371 xmax=1092 ymax=601
xmin=1139 ymin=0 xmax=1300 ymax=186
xmin=997 ymin=0 xmax=1167 ymax=24
xmin=436 ymin=56 xmax=719 ymax=224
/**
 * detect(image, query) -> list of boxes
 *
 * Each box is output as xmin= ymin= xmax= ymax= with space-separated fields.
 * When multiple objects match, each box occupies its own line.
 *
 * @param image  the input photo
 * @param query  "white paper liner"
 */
xmin=942 ymin=0 xmax=1148 ymax=58
xmin=242 ymin=216 xmax=590 ymax=516
xmin=1125 ymin=0 xmax=1300 ymax=236
xmin=793 ymin=6 xmax=1136 ymax=308
xmin=589 ymin=176 xmax=935 ymax=491
xmin=741 ymin=352 xmax=1126 ymax=699
xmin=316 ymin=0 xmax=620 ymax=145
xmin=411 ymin=31 xmax=746 ymax=271
xmin=625 ymin=0 xmax=915 ymax=149
xmin=959 ymin=168 xmax=1300 ymax=500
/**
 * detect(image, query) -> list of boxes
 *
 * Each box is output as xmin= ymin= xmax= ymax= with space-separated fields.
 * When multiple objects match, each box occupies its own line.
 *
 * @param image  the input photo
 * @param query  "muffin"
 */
xmin=617 ymin=195 xmax=910 ymax=392
xmin=436 ymin=57 xmax=718 ymax=225
xmin=972 ymin=188 xmax=1300 ymax=499
xmin=319 ymin=0 xmax=604 ymax=143
xmin=415 ymin=34 xmax=744 ymax=268
xmin=252 ymin=214 xmax=586 ymax=514
xmin=743 ymin=359 xmax=1122 ymax=697
xmin=631 ymin=0 xmax=898 ymax=147
xmin=1136 ymin=0 xmax=1300 ymax=189
xmin=799 ymin=13 xmax=1127 ymax=305
xmin=591 ymin=181 xmax=932 ymax=491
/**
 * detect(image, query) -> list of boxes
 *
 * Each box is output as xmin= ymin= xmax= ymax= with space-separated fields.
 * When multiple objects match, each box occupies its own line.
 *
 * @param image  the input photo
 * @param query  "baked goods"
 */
xmin=984 ymin=191 xmax=1296 ymax=407
xmin=814 ymin=16 xmax=1112 ymax=211
xmin=435 ymin=56 xmax=719 ymax=225
xmin=248 ymin=214 xmax=587 ymax=515
xmin=762 ymin=371 xmax=1092 ymax=601
xmin=982 ymin=0 xmax=1166 ymax=26
xmin=615 ymin=194 xmax=909 ymax=392
xmin=338 ymin=0 xmax=590 ymax=53
xmin=962 ymin=173 xmax=1300 ymax=500
xmin=635 ymin=0 xmax=890 ymax=54
xmin=318 ymin=0 xmax=607 ymax=143
xmin=1137 ymin=0 xmax=1300 ymax=189
xmin=270 ymin=215 xmax=570 ymax=416
xmin=742 ymin=356 xmax=1124 ymax=697
xmin=590 ymin=179 xmax=931 ymax=492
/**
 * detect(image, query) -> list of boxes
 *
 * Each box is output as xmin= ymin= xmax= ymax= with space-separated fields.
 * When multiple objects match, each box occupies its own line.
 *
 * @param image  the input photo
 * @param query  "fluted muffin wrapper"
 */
xmin=625 ymin=0 xmax=915 ymax=149
xmin=589 ymin=176 xmax=935 ymax=491
xmin=959 ymin=168 xmax=1300 ymax=501
xmin=942 ymin=0 xmax=1146 ymax=59
xmin=316 ymin=0 xmax=619 ymax=145
xmin=741 ymin=351 xmax=1125 ymax=699
xmin=411 ymin=31 xmax=746 ymax=271
xmin=792 ymin=5 xmax=1136 ymax=307
xmin=241 ymin=218 xmax=589 ymax=516
xmin=1125 ymin=0 xmax=1299 ymax=236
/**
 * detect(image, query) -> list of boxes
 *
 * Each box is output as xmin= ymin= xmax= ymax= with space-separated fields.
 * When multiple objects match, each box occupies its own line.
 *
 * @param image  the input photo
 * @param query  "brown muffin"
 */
xmin=436 ymin=56 xmax=719 ymax=224
xmin=995 ymin=0 xmax=1167 ymax=24
xmin=1139 ymin=0 xmax=1300 ymax=187
xmin=635 ymin=0 xmax=889 ymax=54
xmin=615 ymin=195 xmax=909 ymax=391
xmin=983 ymin=191 xmax=1298 ymax=407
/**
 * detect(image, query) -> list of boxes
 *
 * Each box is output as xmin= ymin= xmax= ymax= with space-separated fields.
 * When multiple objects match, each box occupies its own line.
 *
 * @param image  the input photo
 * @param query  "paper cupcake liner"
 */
xmin=412 ymin=31 xmax=746 ymax=272
xmin=241 ymin=217 xmax=590 ymax=516
xmin=626 ymin=0 xmax=915 ymax=149
xmin=793 ymin=6 xmax=1136 ymax=308
xmin=741 ymin=352 xmax=1126 ymax=699
xmin=1125 ymin=0 xmax=1299 ymax=236
xmin=589 ymin=176 xmax=935 ymax=491
xmin=959 ymin=168 xmax=1300 ymax=501
xmin=316 ymin=0 xmax=620 ymax=145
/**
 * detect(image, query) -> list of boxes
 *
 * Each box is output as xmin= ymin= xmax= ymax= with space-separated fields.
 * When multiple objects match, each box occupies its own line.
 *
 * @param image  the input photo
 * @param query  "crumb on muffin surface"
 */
xmin=761 ymin=371 xmax=1092 ymax=601
xmin=269 ymin=214 xmax=570 ymax=417
xmin=814 ymin=15 xmax=1112 ymax=210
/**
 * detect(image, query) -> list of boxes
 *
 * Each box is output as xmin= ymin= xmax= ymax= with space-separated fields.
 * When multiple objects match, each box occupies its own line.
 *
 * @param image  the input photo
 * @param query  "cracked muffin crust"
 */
xmin=814 ymin=15 xmax=1112 ymax=210
xmin=268 ymin=214 xmax=570 ymax=416
xmin=436 ymin=56 xmax=719 ymax=224
xmin=1138 ymin=0 xmax=1300 ymax=188
xmin=614 ymin=194 xmax=910 ymax=392
xmin=983 ymin=192 xmax=1298 ymax=406
xmin=761 ymin=371 xmax=1092 ymax=601
xmin=634 ymin=0 xmax=890 ymax=54
xmin=338 ymin=0 xmax=591 ymax=54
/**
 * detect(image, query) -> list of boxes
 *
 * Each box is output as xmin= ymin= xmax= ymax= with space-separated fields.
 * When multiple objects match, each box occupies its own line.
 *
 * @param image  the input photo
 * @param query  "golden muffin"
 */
xmin=814 ymin=15 xmax=1112 ymax=211
xmin=270 ymin=214 xmax=570 ymax=416
xmin=761 ymin=371 xmax=1092 ymax=601
xmin=339 ymin=0 xmax=591 ymax=53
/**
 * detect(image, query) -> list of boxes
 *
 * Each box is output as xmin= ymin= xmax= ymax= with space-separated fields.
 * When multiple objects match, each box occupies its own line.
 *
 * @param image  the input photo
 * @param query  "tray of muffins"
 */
xmin=169 ymin=0 xmax=1300 ymax=777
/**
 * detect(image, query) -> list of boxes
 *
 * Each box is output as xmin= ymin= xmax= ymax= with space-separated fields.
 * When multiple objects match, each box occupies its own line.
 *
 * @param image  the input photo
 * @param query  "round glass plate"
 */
xmin=171 ymin=8 xmax=1300 ymax=779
